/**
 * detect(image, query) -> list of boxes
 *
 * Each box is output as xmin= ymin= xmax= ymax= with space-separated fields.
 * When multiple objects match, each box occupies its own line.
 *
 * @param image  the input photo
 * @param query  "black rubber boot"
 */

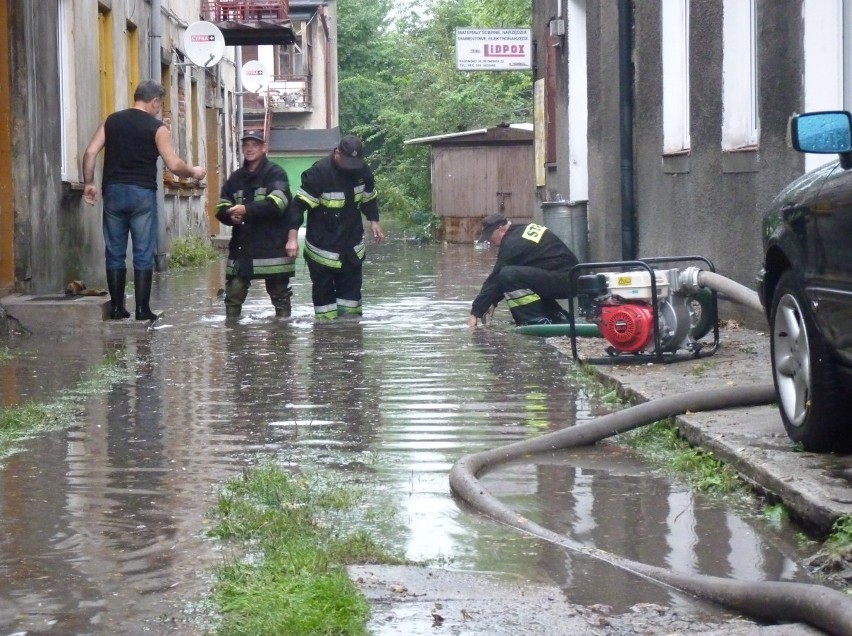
xmin=134 ymin=269 xmax=159 ymax=321
xmin=106 ymin=269 xmax=130 ymax=319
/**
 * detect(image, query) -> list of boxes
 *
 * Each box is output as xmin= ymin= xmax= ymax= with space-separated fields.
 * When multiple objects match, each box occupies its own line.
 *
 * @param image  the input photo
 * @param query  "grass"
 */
xmin=169 ymin=235 xmax=220 ymax=268
xmin=618 ymin=418 xmax=744 ymax=495
xmin=207 ymin=461 xmax=407 ymax=636
xmin=0 ymin=350 xmax=128 ymax=461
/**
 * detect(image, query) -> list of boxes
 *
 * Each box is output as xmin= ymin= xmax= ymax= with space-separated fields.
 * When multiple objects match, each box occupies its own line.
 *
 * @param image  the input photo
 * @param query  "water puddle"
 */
xmin=0 ymin=240 xmax=813 ymax=633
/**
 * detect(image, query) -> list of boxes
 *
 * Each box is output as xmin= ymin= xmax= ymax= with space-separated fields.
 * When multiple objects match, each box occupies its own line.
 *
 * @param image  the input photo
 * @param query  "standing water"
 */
xmin=0 ymin=239 xmax=811 ymax=634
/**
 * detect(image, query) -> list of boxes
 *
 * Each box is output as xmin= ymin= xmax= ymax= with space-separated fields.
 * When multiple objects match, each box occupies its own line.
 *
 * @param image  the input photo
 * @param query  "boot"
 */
xmin=225 ymin=305 xmax=242 ymax=321
xmin=273 ymin=293 xmax=292 ymax=318
xmin=106 ymin=268 xmax=130 ymax=319
xmin=134 ymin=269 xmax=159 ymax=321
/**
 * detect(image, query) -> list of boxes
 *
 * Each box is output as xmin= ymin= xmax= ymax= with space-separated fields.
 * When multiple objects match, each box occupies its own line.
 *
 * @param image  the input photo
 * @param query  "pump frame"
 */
xmin=566 ymin=256 xmax=720 ymax=364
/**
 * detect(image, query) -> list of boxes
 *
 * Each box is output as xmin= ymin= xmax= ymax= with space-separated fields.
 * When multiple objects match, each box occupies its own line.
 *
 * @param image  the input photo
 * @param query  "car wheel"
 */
xmin=769 ymin=270 xmax=849 ymax=452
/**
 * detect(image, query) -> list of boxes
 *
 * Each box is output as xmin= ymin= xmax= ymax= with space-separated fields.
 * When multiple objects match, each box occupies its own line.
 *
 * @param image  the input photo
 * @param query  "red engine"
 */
xmin=598 ymin=302 xmax=655 ymax=353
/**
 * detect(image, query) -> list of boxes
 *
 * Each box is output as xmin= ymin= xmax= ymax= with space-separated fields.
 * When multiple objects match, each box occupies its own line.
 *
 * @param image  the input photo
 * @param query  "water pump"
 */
xmin=572 ymin=259 xmax=717 ymax=360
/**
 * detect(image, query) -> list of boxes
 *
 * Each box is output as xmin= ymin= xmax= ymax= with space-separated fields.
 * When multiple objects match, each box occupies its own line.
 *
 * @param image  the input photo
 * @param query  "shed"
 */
xmin=405 ymin=124 xmax=534 ymax=243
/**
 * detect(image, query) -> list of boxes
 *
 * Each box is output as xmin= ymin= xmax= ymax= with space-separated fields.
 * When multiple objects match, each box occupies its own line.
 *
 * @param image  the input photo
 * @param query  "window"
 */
xmin=662 ymin=0 xmax=690 ymax=154
xmin=803 ymin=0 xmax=843 ymax=171
xmin=58 ymin=0 xmax=77 ymax=181
xmin=722 ymin=0 xmax=759 ymax=150
xmin=98 ymin=8 xmax=115 ymax=120
xmin=126 ymin=23 xmax=140 ymax=106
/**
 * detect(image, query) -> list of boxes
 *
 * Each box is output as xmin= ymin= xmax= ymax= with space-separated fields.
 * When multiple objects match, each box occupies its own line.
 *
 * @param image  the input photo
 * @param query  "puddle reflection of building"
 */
xmin=533 ymin=450 xmax=805 ymax=611
xmin=221 ymin=322 xmax=303 ymax=447
xmin=304 ymin=320 xmax=380 ymax=456
xmin=102 ymin=337 xmax=174 ymax=581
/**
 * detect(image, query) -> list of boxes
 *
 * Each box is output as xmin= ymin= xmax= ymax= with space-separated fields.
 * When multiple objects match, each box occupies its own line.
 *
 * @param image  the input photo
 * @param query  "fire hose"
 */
xmin=451 ymin=269 xmax=852 ymax=635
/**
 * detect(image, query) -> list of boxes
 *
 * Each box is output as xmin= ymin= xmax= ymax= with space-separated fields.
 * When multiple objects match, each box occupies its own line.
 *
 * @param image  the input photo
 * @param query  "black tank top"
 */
xmin=102 ymin=108 xmax=164 ymax=189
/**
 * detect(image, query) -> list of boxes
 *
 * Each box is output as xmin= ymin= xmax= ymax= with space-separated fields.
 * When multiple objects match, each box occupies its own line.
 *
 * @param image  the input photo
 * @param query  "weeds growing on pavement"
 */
xmin=827 ymin=515 xmax=852 ymax=553
xmin=169 ymin=236 xmax=220 ymax=268
xmin=618 ymin=418 xmax=743 ymax=494
xmin=0 ymin=350 xmax=128 ymax=461
xmin=207 ymin=461 xmax=407 ymax=636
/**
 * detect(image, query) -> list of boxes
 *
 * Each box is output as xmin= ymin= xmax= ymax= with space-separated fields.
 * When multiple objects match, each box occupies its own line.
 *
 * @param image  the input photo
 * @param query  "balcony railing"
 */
xmin=242 ymin=75 xmax=312 ymax=112
xmin=203 ymin=1 xmax=290 ymax=22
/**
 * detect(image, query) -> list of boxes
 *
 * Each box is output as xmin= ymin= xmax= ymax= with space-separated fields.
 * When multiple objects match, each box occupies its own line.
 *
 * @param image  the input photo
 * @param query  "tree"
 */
xmin=337 ymin=0 xmax=533 ymax=234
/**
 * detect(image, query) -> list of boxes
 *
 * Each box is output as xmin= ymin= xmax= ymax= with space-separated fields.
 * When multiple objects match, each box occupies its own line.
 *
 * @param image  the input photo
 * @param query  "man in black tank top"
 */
xmin=82 ymin=80 xmax=207 ymax=320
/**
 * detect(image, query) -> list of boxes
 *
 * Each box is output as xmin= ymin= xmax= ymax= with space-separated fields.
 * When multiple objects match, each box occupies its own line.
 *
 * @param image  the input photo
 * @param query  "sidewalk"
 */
xmin=548 ymin=323 xmax=852 ymax=535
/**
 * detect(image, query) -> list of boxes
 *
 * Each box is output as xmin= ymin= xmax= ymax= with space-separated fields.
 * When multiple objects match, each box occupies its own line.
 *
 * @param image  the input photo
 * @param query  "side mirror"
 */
xmin=790 ymin=111 xmax=852 ymax=154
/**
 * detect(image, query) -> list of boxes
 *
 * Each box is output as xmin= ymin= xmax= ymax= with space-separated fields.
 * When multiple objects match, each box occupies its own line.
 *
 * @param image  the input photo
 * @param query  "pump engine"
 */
xmin=575 ymin=268 xmax=707 ymax=355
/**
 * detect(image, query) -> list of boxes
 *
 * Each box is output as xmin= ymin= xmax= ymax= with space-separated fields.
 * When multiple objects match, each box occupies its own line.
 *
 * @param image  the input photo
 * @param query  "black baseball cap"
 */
xmin=241 ymin=130 xmax=265 ymax=142
xmin=336 ymin=135 xmax=365 ymax=170
xmin=478 ymin=213 xmax=508 ymax=243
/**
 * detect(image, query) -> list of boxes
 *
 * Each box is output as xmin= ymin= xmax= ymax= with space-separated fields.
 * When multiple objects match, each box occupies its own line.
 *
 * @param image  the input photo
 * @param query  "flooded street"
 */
xmin=0 ymin=239 xmax=815 ymax=634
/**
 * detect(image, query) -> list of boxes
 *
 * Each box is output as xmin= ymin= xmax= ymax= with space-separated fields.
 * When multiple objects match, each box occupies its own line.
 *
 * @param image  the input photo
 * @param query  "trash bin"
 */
xmin=541 ymin=201 xmax=588 ymax=263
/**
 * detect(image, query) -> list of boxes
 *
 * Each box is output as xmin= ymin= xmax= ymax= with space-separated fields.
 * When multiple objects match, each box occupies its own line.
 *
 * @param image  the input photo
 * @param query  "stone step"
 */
xmin=0 ymin=294 xmax=153 ymax=333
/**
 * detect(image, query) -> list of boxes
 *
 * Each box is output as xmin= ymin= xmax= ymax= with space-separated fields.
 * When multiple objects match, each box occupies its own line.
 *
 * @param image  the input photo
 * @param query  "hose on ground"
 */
xmin=449 ymin=384 xmax=852 ymax=636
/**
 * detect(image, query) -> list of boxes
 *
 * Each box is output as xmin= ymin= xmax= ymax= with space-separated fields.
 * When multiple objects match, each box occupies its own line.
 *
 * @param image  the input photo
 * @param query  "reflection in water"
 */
xmin=0 ymin=241 xmax=813 ymax=633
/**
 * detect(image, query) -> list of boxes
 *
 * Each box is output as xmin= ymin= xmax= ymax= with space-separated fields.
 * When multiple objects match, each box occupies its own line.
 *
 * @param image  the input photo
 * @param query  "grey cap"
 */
xmin=478 ymin=213 xmax=508 ymax=243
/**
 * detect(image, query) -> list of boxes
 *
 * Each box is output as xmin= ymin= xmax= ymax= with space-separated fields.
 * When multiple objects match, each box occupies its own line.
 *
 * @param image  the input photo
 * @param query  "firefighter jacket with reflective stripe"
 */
xmin=289 ymin=154 xmax=379 ymax=268
xmin=471 ymin=222 xmax=579 ymax=318
xmin=215 ymin=156 xmax=294 ymax=279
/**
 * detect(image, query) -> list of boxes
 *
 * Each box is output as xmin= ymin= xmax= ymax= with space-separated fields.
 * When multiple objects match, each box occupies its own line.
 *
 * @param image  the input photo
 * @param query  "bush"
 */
xmin=169 ymin=236 xmax=219 ymax=269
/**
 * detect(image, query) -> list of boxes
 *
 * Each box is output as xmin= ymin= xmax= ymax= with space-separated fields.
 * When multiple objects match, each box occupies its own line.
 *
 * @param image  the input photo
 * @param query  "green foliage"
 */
xmin=169 ymin=236 xmax=219 ymax=269
xmin=208 ymin=462 xmax=406 ymax=635
xmin=338 ymin=0 xmax=533 ymax=237
xmin=827 ymin=515 xmax=852 ymax=551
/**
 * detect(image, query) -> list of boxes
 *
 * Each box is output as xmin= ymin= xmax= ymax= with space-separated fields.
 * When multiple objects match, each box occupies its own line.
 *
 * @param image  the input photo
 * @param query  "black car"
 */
xmin=758 ymin=110 xmax=852 ymax=453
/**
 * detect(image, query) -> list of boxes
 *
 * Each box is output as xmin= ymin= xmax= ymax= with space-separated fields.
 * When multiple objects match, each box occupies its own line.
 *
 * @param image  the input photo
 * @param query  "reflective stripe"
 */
xmin=337 ymin=298 xmax=361 ymax=314
xmin=296 ymin=188 xmax=320 ymax=208
xmin=505 ymin=288 xmax=541 ymax=308
xmin=354 ymin=241 xmax=365 ymax=259
xmin=314 ymin=303 xmax=338 ymax=320
xmin=362 ymin=188 xmax=377 ymax=203
xmin=319 ymin=191 xmax=346 ymax=208
xmin=304 ymin=240 xmax=342 ymax=269
xmin=268 ymin=189 xmax=289 ymax=210
xmin=226 ymin=257 xmax=295 ymax=277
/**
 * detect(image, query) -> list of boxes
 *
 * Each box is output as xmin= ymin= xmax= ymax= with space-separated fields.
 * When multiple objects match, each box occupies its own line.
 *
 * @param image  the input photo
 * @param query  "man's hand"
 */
xmin=191 ymin=166 xmax=207 ymax=180
xmin=285 ymin=237 xmax=299 ymax=258
xmin=371 ymin=220 xmax=384 ymax=242
xmin=228 ymin=204 xmax=246 ymax=225
xmin=83 ymin=184 xmax=98 ymax=205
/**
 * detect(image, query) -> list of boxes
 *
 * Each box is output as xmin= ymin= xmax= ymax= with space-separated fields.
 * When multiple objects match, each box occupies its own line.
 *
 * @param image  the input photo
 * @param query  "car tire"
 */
xmin=769 ymin=270 xmax=849 ymax=452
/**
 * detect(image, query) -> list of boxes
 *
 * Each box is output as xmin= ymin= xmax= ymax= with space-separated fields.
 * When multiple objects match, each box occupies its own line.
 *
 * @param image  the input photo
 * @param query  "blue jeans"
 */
xmin=102 ymin=184 xmax=157 ymax=270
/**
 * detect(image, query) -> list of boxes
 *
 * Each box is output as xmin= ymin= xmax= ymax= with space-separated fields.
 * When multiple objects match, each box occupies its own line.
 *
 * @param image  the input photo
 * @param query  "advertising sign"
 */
xmin=456 ymin=28 xmax=532 ymax=71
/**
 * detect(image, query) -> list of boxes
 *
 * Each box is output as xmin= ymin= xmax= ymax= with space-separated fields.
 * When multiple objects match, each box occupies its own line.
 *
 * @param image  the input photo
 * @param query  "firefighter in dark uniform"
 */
xmin=468 ymin=213 xmax=579 ymax=327
xmin=285 ymin=135 xmax=384 ymax=319
xmin=216 ymin=130 xmax=295 ymax=320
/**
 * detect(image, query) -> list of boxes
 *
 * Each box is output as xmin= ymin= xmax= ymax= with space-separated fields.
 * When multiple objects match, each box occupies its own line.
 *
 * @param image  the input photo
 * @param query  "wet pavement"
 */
xmin=0 ymin=239 xmax=837 ymax=635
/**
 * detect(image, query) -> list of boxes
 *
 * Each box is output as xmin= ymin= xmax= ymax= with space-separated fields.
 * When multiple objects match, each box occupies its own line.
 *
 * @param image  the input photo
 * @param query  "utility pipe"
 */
xmin=449 ymin=384 xmax=852 ymax=636
xmin=618 ymin=0 xmax=636 ymax=260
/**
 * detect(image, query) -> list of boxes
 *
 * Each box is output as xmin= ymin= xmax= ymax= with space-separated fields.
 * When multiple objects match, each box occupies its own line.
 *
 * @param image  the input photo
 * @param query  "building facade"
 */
xmin=0 ymin=0 xmax=242 ymax=295
xmin=533 ymin=0 xmax=850 ymax=322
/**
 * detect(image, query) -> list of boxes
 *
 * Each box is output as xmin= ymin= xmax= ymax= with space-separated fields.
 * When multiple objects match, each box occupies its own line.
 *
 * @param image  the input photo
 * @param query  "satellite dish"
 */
xmin=183 ymin=21 xmax=225 ymax=68
xmin=241 ymin=60 xmax=270 ymax=94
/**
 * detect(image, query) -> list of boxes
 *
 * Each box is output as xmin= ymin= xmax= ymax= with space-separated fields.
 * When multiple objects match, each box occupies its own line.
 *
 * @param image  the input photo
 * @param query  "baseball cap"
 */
xmin=336 ymin=135 xmax=365 ymax=170
xmin=241 ymin=130 xmax=265 ymax=143
xmin=478 ymin=213 xmax=508 ymax=243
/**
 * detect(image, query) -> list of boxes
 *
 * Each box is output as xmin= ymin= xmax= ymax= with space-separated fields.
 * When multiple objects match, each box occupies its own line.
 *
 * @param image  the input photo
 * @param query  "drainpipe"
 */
xmin=150 ymin=0 xmax=161 ymax=82
xmin=618 ymin=0 xmax=636 ymax=260
xmin=320 ymin=6 xmax=332 ymax=129
xmin=151 ymin=0 xmax=168 ymax=270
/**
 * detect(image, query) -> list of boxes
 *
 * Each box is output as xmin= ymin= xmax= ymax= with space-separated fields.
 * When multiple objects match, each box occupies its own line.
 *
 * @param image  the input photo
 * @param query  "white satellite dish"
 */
xmin=241 ymin=60 xmax=270 ymax=94
xmin=183 ymin=21 xmax=226 ymax=68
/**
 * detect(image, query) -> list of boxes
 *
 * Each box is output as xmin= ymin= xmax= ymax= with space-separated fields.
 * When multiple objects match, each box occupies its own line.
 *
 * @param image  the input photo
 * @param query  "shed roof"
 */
xmin=404 ymin=123 xmax=533 ymax=146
